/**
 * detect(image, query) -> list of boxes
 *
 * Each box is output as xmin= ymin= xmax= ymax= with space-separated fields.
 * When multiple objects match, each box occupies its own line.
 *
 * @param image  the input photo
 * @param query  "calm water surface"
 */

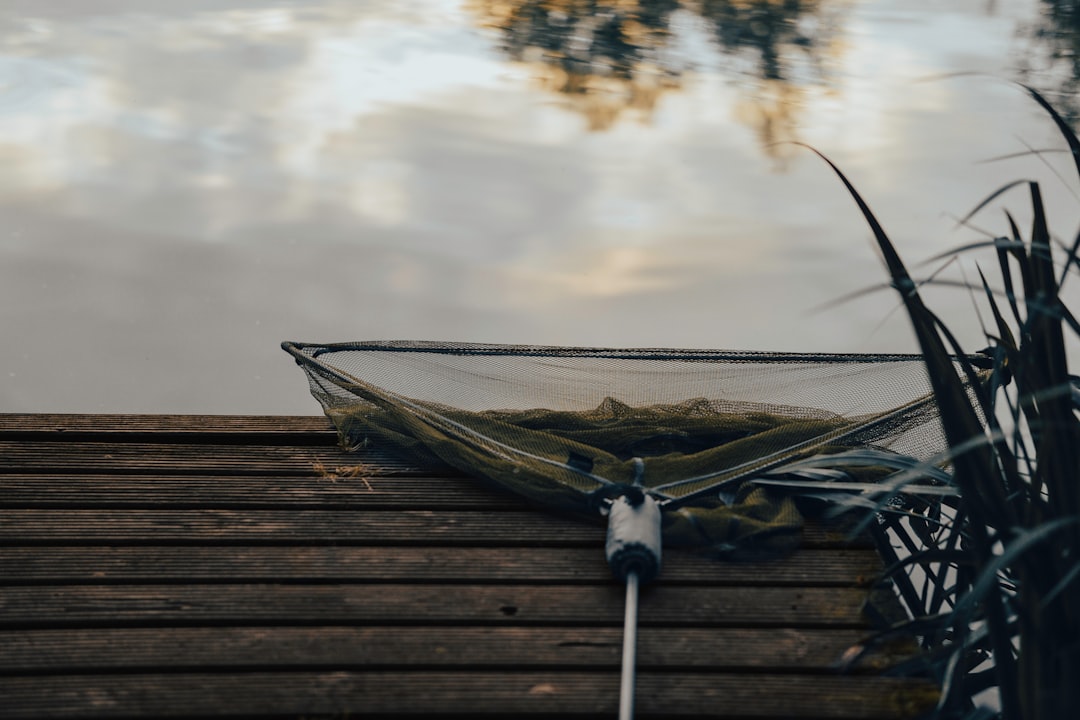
xmin=2 ymin=0 xmax=1080 ymax=413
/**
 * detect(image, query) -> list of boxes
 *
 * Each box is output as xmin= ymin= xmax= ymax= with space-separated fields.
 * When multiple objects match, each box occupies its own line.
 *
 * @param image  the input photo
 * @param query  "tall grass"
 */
xmin=803 ymin=88 xmax=1080 ymax=719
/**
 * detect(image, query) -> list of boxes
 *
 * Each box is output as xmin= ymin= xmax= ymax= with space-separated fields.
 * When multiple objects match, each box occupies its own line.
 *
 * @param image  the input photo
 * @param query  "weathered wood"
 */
xmin=0 ymin=508 xmax=598 ymax=545
xmin=0 ymin=546 xmax=883 ymax=586
xmin=0 ymin=413 xmax=335 ymax=436
xmin=0 ymin=508 xmax=869 ymax=550
xmin=0 ymin=414 xmax=932 ymax=719
xmin=0 ymin=626 xmax=907 ymax=673
xmin=0 ymin=672 xmax=940 ymax=720
xmin=0 ymin=584 xmax=872 ymax=628
xmin=0 ymin=440 xmax=419 ymax=476
xmin=0 ymin=473 xmax=516 ymax=509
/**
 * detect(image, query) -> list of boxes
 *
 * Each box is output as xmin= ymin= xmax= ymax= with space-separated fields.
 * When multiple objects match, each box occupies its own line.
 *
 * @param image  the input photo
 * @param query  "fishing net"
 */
xmin=283 ymin=341 xmax=983 ymax=559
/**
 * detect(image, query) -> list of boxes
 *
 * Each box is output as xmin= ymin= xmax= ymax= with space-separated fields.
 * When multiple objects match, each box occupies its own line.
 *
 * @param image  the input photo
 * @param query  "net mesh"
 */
xmin=284 ymin=340 xmax=979 ymax=559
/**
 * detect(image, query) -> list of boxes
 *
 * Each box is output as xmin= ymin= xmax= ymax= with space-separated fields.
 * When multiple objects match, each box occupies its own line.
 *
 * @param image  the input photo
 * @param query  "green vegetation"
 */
xmin=804 ymin=88 xmax=1080 ymax=719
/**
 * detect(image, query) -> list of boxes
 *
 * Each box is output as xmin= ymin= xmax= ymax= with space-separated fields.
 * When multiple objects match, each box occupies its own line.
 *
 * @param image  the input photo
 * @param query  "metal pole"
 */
xmin=618 ymin=569 xmax=640 ymax=720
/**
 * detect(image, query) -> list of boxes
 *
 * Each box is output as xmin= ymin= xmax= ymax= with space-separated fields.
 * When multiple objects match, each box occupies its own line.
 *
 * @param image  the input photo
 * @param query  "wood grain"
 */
xmin=0 ymin=671 xmax=939 ymax=720
xmin=0 ymin=545 xmax=883 ymax=586
xmin=0 ymin=625 xmax=905 ymax=672
xmin=0 ymin=583 xmax=872 ymax=628
xmin=0 ymin=413 xmax=930 ymax=719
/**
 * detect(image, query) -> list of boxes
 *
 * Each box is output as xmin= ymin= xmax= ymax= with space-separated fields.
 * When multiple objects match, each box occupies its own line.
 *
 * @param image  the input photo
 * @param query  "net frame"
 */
xmin=283 ymin=340 xmax=988 ymax=511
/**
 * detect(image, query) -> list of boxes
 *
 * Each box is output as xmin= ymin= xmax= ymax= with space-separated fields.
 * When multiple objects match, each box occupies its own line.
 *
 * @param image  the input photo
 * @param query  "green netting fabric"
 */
xmin=284 ymin=341 xmax=973 ymax=559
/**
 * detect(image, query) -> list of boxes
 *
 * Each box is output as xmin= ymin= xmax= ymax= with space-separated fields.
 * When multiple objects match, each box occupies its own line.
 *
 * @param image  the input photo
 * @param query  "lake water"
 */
xmin=3 ymin=0 xmax=1080 ymax=414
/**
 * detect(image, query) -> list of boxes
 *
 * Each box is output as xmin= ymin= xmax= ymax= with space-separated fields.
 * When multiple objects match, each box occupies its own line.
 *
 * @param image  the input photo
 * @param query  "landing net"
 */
xmin=283 ymin=340 xmax=981 ymax=558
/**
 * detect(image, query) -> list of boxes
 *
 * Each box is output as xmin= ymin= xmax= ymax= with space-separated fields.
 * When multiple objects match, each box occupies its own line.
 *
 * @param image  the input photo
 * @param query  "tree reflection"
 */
xmin=469 ymin=0 xmax=842 ymax=148
xmin=700 ymin=0 xmax=839 ymax=162
xmin=699 ymin=0 xmax=826 ymax=82
xmin=469 ymin=0 xmax=683 ymax=130
xmin=1018 ymin=1 xmax=1080 ymax=124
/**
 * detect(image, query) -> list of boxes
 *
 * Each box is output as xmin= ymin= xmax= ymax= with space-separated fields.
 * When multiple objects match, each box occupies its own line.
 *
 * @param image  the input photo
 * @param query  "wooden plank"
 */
xmin=0 ymin=625 xmax=910 ymax=673
xmin=0 ymin=474 xmax=514 ymax=509
xmin=0 ymin=671 xmax=940 ymax=719
xmin=0 ymin=546 xmax=882 ymax=586
xmin=0 ymin=509 xmax=870 ymax=551
xmin=0 ymin=508 xmax=602 ymax=545
xmin=0 ymin=414 xmax=334 ymax=435
xmin=0 ymin=482 xmax=870 ymax=549
xmin=0 ymin=478 xmax=876 ymax=544
xmin=0 ymin=440 xmax=421 ymax=476
xmin=0 ymin=584 xmax=872 ymax=628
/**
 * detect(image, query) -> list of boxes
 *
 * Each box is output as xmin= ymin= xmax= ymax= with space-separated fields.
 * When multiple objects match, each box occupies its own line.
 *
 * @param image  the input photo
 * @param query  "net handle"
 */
xmin=619 ymin=570 xmax=640 ymax=720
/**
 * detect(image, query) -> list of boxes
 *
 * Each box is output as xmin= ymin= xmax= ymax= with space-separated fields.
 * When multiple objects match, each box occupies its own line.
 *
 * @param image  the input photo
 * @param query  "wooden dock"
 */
xmin=0 ymin=414 xmax=938 ymax=719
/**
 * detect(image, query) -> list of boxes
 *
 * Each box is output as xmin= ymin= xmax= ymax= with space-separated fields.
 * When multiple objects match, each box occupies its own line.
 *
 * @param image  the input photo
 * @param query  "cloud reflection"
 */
xmin=1 ymin=0 xmax=1077 ymax=413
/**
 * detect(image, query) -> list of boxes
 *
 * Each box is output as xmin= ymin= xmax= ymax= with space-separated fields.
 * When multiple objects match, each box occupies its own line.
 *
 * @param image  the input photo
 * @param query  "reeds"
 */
xmin=797 ymin=89 xmax=1080 ymax=719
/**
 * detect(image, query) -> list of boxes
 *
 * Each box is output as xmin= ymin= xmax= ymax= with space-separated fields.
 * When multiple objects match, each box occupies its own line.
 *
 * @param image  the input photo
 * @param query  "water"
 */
xmin=2 ymin=0 xmax=1079 ymax=414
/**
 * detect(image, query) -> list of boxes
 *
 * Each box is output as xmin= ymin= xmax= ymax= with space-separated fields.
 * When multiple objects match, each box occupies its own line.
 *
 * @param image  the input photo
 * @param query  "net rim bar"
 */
xmin=283 ymin=340 xmax=991 ymax=366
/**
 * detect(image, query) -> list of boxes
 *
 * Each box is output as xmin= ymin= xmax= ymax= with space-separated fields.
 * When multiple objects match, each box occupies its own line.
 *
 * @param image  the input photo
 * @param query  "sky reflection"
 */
xmin=1 ymin=0 xmax=1079 ymax=413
